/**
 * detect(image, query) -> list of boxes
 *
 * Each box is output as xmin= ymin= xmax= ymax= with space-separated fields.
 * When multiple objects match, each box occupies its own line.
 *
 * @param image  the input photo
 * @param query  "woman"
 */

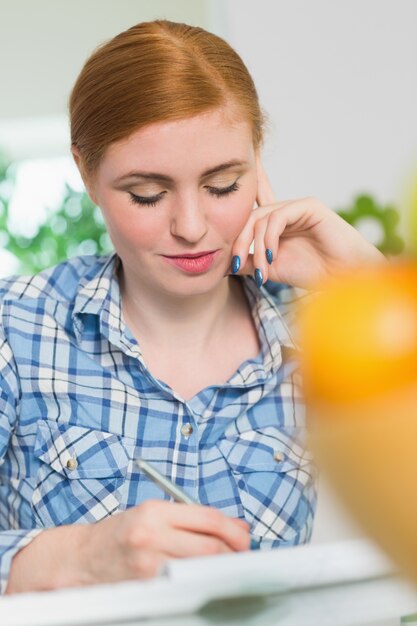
xmin=0 ymin=20 xmax=383 ymax=593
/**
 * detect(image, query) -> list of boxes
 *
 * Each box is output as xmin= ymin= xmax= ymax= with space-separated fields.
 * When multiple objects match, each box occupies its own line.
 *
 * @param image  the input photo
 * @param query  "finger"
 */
xmin=230 ymin=199 xmax=285 ymax=278
xmin=264 ymin=209 xmax=290 ymax=262
xmin=255 ymin=153 xmax=276 ymax=207
xmin=147 ymin=528 xmax=233 ymax=559
xmin=231 ymin=208 xmax=279 ymax=280
xmin=230 ymin=213 xmax=257 ymax=275
xmin=253 ymin=216 xmax=269 ymax=286
xmin=227 ymin=194 xmax=310 ymax=278
xmin=234 ymin=518 xmax=250 ymax=529
xmin=156 ymin=503 xmax=251 ymax=551
xmin=237 ymin=253 xmax=255 ymax=277
xmin=129 ymin=548 xmax=168 ymax=580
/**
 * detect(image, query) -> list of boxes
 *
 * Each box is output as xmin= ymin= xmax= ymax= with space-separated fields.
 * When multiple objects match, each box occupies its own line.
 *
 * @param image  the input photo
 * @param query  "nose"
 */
xmin=170 ymin=192 xmax=208 ymax=243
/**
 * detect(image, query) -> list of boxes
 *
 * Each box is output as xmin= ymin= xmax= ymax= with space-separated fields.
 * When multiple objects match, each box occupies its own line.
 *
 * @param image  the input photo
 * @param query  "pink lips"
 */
xmin=162 ymin=250 xmax=219 ymax=274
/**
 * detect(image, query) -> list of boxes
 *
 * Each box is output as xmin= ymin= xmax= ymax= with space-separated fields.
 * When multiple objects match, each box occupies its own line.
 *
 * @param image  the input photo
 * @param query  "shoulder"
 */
xmin=0 ymin=254 xmax=112 ymax=306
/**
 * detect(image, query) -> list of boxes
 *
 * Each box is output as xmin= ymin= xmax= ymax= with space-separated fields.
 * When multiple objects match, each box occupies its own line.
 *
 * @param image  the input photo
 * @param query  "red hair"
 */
xmin=69 ymin=20 xmax=267 ymax=177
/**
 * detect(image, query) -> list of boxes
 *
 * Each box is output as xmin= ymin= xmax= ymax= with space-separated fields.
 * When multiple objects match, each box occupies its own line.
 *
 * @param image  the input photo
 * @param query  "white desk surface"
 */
xmin=1 ymin=539 xmax=417 ymax=626
xmin=1 ymin=574 xmax=416 ymax=626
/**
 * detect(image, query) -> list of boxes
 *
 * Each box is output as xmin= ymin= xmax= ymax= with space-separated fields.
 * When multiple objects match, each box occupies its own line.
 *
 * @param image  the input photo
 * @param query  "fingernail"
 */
xmin=250 ymin=537 xmax=261 ymax=550
xmin=254 ymin=268 xmax=263 ymax=288
xmin=265 ymin=248 xmax=273 ymax=265
xmin=231 ymin=255 xmax=241 ymax=274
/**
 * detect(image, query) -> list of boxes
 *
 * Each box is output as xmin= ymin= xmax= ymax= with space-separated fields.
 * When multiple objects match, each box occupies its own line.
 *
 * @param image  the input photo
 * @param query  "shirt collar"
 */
xmin=72 ymin=253 xmax=139 ymax=356
xmin=73 ymin=252 xmax=118 ymax=316
xmin=72 ymin=255 xmax=297 ymax=382
xmin=234 ymin=276 xmax=298 ymax=383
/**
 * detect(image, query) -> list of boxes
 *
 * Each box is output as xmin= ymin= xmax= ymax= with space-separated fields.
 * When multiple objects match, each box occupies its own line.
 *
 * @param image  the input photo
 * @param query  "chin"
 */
xmin=159 ymin=270 xmax=226 ymax=298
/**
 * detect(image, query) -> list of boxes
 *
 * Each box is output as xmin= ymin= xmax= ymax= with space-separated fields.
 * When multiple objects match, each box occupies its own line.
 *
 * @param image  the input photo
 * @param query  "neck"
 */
xmin=119 ymin=268 xmax=239 ymax=354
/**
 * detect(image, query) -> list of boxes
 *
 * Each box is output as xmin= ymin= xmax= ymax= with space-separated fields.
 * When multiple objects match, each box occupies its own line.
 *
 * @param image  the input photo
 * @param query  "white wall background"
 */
xmin=0 ymin=0 xmax=206 ymax=119
xmin=1 ymin=0 xmax=416 ymax=549
xmin=218 ymin=0 xmax=417 ymax=222
xmin=0 ymin=0 xmax=207 ymax=159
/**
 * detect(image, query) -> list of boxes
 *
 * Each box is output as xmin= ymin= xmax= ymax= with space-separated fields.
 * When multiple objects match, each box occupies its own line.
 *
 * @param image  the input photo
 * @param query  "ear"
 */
xmin=70 ymin=144 xmax=99 ymax=206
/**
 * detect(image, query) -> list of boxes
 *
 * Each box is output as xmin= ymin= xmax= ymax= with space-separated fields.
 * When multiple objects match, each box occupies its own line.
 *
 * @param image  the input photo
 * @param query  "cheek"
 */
xmin=102 ymin=203 xmax=165 ymax=250
xmin=215 ymin=192 xmax=255 ymax=242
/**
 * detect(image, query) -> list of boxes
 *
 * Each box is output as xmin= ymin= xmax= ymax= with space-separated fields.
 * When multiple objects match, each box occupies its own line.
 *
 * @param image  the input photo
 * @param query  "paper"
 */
xmin=163 ymin=538 xmax=394 ymax=593
xmin=0 ymin=539 xmax=399 ymax=626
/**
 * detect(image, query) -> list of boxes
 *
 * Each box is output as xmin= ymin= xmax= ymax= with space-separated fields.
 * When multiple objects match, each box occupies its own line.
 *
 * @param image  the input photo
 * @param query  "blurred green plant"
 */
xmin=336 ymin=194 xmax=404 ymax=255
xmin=0 ymin=154 xmax=113 ymax=275
xmin=410 ymin=176 xmax=417 ymax=257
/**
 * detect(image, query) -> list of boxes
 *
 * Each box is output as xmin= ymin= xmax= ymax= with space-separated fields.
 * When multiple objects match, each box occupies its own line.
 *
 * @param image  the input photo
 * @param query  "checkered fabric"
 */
xmin=0 ymin=253 xmax=316 ymax=592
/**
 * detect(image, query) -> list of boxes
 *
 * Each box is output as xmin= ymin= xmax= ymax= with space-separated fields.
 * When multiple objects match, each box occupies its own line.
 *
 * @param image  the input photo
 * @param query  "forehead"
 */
xmin=98 ymin=107 xmax=254 ymax=181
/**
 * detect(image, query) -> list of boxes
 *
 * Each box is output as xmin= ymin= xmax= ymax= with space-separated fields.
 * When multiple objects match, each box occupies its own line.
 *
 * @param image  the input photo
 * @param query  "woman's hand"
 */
xmin=6 ymin=501 xmax=250 ymax=592
xmin=230 ymin=154 xmax=386 ymax=290
xmin=80 ymin=500 xmax=250 ymax=585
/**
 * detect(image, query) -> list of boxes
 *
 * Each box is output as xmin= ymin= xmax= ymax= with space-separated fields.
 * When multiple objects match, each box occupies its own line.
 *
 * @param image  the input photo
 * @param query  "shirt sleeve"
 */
xmin=0 ymin=317 xmax=43 ymax=594
xmin=0 ymin=530 xmax=43 ymax=593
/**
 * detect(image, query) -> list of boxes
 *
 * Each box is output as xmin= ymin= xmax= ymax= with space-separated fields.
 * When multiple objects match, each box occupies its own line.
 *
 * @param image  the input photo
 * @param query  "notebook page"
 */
xmin=162 ymin=538 xmax=394 ymax=592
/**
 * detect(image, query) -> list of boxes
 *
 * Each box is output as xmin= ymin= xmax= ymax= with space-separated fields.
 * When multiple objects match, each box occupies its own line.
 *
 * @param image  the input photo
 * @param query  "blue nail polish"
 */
xmin=250 ymin=537 xmax=261 ymax=550
xmin=254 ymin=268 xmax=263 ymax=288
xmin=266 ymin=248 xmax=273 ymax=265
xmin=231 ymin=255 xmax=241 ymax=274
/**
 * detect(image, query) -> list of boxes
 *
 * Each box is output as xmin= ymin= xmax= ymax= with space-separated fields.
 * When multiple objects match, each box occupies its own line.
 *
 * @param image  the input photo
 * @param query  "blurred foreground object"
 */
xmin=299 ymin=264 xmax=417 ymax=585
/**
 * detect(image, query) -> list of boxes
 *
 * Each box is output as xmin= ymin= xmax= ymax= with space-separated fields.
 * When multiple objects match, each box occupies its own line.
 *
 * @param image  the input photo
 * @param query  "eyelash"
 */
xmin=128 ymin=180 xmax=241 ymax=207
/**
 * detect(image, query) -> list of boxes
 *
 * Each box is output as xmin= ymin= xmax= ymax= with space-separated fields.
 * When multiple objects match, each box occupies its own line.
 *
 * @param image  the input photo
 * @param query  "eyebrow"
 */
xmin=113 ymin=159 xmax=248 ymax=184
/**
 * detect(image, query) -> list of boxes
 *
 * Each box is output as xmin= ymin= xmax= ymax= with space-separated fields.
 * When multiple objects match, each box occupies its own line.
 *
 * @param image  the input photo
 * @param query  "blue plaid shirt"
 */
xmin=0 ymin=253 xmax=316 ymax=592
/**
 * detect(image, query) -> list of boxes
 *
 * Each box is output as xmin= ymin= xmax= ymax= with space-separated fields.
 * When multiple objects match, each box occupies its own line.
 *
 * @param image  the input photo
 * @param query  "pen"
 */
xmin=135 ymin=458 xmax=197 ymax=505
xmin=135 ymin=458 xmax=260 ymax=550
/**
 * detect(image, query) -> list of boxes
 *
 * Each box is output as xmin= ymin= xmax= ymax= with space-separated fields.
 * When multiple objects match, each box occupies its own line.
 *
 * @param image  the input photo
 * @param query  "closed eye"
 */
xmin=128 ymin=191 xmax=166 ymax=207
xmin=205 ymin=180 xmax=241 ymax=197
xmin=128 ymin=179 xmax=241 ymax=207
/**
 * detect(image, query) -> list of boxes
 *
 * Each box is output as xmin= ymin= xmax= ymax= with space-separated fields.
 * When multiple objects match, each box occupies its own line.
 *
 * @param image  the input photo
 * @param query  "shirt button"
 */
xmin=181 ymin=423 xmax=194 ymax=437
xmin=66 ymin=457 xmax=78 ymax=471
xmin=273 ymin=450 xmax=284 ymax=463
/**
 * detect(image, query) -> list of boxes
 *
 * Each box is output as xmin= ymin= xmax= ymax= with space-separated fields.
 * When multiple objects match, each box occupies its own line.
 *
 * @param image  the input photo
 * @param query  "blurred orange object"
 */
xmin=300 ymin=264 xmax=417 ymax=405
xmin=298 ymin=263 xmax=417 ymax=585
